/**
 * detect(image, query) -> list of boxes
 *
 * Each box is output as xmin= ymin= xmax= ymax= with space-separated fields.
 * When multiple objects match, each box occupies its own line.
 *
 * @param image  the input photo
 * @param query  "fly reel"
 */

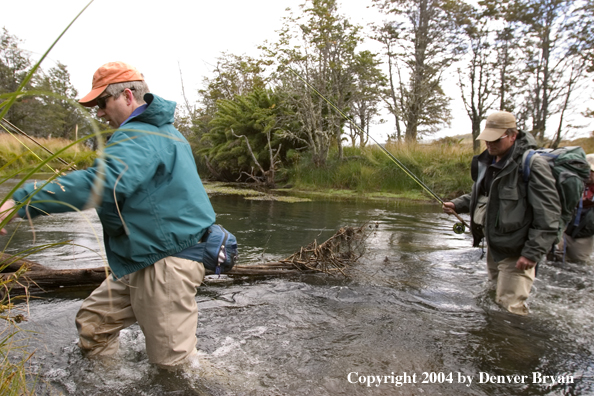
xmin=453 ymin=222 xmax=466 ymax=234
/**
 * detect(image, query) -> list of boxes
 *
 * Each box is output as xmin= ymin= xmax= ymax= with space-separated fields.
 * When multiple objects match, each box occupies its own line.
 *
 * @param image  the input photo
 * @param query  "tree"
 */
xmin=457 ymin=8 xmax=499 ymax=152
xmin=519 ymin=0 xmax=575 ymax=141
xmin=189 ymin=53 xmax=270 ymax=142
xmin=484 ymin=0 xmax=588 ymax=141
xmin=576 ymin=0 xmax=594 ymax=73
xmin=264 ymin=0 xmax=361 ymax=166
xmin=0 ymin=29 xmax=93 ymax=140
xmin=36 ymin=62 xmax=92 ymax=139
xmin=347 ymin=50 xmax=386 ymax=148
xmin=478 ymin=1 xmax=526 ymax=115
xmin=569 ymin=0 xmax=594 ymax=122
xmin=492 ymin=25 xmax=525 ymax=114
xmin=548 ymin=59 xmax=586 ymax=147
xmin=373 ymin=0 xmax=470 ymax=141
xmin=201 ymin=88 xmax=297 ymax=186
xmin=0 ymin=28 xmax=42 ymax=135
xmin=373 ymin=22 xmax=404 ymax=141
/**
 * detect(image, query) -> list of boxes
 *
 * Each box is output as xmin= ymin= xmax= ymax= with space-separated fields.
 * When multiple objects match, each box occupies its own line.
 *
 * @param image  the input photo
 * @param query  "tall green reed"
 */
xmin=0 ymin=1 xmax=101 ymax=393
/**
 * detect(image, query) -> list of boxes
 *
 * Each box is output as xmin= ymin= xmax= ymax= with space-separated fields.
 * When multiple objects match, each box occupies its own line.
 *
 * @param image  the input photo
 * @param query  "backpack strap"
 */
xmin=574 ymin=196 xmax=584 ymax=227
xmin=521 ymin=149 xmax=538 ymax=183
xmin=562 ymin=234 xmax=567 ymax=264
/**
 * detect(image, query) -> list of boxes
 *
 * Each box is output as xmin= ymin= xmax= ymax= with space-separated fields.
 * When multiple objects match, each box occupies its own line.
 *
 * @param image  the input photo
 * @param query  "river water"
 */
xmin=1 ymin=183 xmax=594 ymax=396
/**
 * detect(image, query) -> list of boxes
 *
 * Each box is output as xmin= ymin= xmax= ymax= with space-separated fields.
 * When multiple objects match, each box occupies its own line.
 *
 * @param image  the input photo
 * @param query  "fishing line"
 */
xmin=287 ymin=67 xmax=469 ymax=233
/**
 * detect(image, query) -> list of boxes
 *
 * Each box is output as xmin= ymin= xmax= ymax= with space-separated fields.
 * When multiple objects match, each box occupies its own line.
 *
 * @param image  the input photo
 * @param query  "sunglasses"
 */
xmin=490 ymin=134 xmax=509 ymax=143
xmin=96 ymin=87 xmax=135 ymax=109
xmin=96 ymin=94 xmax=112 ymax=110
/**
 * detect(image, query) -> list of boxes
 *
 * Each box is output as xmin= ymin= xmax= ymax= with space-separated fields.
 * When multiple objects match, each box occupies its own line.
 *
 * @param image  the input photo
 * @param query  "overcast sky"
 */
xmin=2 ymin=1 xmax=308 ymax=103
xmin=2 ymin=0 xmax=593 ymax=141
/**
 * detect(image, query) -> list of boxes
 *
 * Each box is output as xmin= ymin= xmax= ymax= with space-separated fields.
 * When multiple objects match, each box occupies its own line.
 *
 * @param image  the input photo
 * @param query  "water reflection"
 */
xmin=1 ymin=187 xmax=593 ymax=395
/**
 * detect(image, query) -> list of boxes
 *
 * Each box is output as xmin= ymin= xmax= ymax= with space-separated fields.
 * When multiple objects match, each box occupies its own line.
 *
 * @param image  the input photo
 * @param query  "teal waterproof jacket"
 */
xmin=13 ymin=94 xmax=216 ymax=278
xmin=451 ymin=132 xmax=561 ymax=263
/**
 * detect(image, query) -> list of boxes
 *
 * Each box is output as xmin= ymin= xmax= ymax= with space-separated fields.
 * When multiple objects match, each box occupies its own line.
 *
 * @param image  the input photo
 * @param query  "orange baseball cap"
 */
xmin=79 ymin=61 xmax=144 ymax=107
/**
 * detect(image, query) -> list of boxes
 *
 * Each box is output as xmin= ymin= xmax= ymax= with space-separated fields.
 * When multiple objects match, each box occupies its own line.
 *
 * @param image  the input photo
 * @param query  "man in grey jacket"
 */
xmin=443 ymin=111 xmax=560 ymax=315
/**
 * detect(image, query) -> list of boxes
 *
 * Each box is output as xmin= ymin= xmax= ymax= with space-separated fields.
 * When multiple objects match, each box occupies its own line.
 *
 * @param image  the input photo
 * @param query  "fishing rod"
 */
xmin=1 ymin=118 xmax=77 ymax=172
xmin=287 ymin=67 xmax=469 ymax=234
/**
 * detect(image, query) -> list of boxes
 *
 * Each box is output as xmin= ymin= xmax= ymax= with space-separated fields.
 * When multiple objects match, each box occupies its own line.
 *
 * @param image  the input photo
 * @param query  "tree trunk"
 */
xmin=472 ymin=118 xmax=481 ymax=153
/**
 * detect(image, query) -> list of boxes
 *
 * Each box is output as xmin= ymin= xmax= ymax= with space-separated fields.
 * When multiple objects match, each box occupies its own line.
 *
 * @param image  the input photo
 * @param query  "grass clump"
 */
xmin=0 ymin=323 xmax=34 ymax=396
xmin=0 ymin=258 xmax=36 ymax=395
xmin=0 ymin=134 xmax=96 ymax=175
xmin=562 ymin=136 xmax=594 ymax=154
xmin=287 ymin=140 xmax=475 ymax=202
xmin=203 ymin=181 xmax=265 ymax=197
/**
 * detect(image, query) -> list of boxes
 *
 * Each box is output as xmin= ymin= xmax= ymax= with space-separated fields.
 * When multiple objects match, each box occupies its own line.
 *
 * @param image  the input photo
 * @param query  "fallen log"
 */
xmin=0 ymin=263 xmax=310 ymax=295
xmin=1 ymin=253 xmax=46 ymax=272
xmin=1 ymin=224 xmax=373 ymax=296
xmin=2 ymin=267 xmax=109 ymax=296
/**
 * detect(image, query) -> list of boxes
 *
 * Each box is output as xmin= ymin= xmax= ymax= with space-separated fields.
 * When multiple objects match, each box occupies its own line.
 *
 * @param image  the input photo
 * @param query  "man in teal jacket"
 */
xmin=443 ymin=111 xmax=560 ymax=315
xmin=0 ymin=62 xmax=216 ymax=367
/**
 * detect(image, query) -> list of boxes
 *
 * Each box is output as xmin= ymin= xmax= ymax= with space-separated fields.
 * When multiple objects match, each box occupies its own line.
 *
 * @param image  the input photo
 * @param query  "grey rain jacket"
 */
xmin=451 ymin=131 xmax=561 ymax=263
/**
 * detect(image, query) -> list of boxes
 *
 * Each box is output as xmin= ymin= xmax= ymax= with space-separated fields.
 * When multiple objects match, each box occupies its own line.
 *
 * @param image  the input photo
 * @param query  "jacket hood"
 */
xmin=126 ymin=93 xmax=176 ymax=127
xmin=510 ymin=130 xmax=538 ymax=162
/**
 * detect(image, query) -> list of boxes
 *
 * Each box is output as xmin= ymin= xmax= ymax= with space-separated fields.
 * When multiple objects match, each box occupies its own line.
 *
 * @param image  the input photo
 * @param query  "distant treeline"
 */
xmin=1 ymin=0 xmax=594 ymax=189
xmin=0 ymin=28 xmax=95 ymax=141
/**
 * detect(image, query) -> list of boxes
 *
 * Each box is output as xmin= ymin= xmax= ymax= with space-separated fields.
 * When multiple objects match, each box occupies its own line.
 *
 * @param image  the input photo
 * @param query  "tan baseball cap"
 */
xmin=79 ymin=61 xmax=144 ymax=107
xmin=476 ymin=111 xmax=517 ymax=141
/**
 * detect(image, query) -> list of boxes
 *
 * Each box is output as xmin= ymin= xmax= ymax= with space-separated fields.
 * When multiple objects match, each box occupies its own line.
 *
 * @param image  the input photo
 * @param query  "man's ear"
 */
xmin=124 ymin=88 xmax=135 ymax=105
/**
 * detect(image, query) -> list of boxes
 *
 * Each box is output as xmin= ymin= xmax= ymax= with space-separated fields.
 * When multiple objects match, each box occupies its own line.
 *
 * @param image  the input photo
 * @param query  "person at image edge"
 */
xmin=0 ymin=61 xmax=216 ymax=367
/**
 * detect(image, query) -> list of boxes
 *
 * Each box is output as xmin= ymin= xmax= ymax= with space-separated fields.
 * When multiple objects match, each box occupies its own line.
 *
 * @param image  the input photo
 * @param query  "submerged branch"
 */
xmin=0 ymin=224 xmax=376 ymax=296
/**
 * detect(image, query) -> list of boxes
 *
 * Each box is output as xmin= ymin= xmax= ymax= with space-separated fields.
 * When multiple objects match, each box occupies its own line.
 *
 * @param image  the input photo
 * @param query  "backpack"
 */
xmin=203 ymin=224 xmax=238 ymax=275
xmin=565 ymin=207 xmax=594 ymax=239
xmin=521 ymin=146 xmax=591 ymax=242
xmin=175 ymin=224 xmax=238 ymax=275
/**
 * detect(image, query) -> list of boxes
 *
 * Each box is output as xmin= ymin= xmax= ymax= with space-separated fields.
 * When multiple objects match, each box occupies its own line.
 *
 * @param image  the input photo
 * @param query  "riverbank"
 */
xmin=200 ymin=139 xmax=477 ymax=204
xmin=0 ymin=134 xmax=96 ymax=175
xmin=3 ymin=134 xmax=594 ymax=206
xmin=280 ymin=134 xmax=594 ymax=203
xmin=0 ymin=135 xmax=471 ymax=206
xmin=283 ymin=140 xmax=475 ymax=201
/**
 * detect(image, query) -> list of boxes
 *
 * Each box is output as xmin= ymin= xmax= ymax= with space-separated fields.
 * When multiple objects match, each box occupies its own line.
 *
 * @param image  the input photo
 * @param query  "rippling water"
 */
xmin=2 ymin=186 xmax=593 ymax=395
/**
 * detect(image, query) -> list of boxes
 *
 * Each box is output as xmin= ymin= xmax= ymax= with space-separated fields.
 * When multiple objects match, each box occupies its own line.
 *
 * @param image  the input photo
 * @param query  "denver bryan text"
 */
xmin=479 ymin=372 xmax=575 ymax=386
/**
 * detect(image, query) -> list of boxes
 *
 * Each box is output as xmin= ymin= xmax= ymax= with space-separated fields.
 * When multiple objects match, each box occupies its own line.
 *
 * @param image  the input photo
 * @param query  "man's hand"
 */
xmin=516 ymin=256 xmax=536 ymax=270
xmin=0 ymin=199 xmax=17 ymax=235
xmin=442 ymin=202 xmax=457 ymax=215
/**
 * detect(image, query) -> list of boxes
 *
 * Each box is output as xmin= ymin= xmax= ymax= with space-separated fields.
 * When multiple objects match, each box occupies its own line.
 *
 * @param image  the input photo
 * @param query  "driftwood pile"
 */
xmin=1 ymin=225 xmax=374 ymax=296
xmin=279 ymin=225 xmax=370 ymax=276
